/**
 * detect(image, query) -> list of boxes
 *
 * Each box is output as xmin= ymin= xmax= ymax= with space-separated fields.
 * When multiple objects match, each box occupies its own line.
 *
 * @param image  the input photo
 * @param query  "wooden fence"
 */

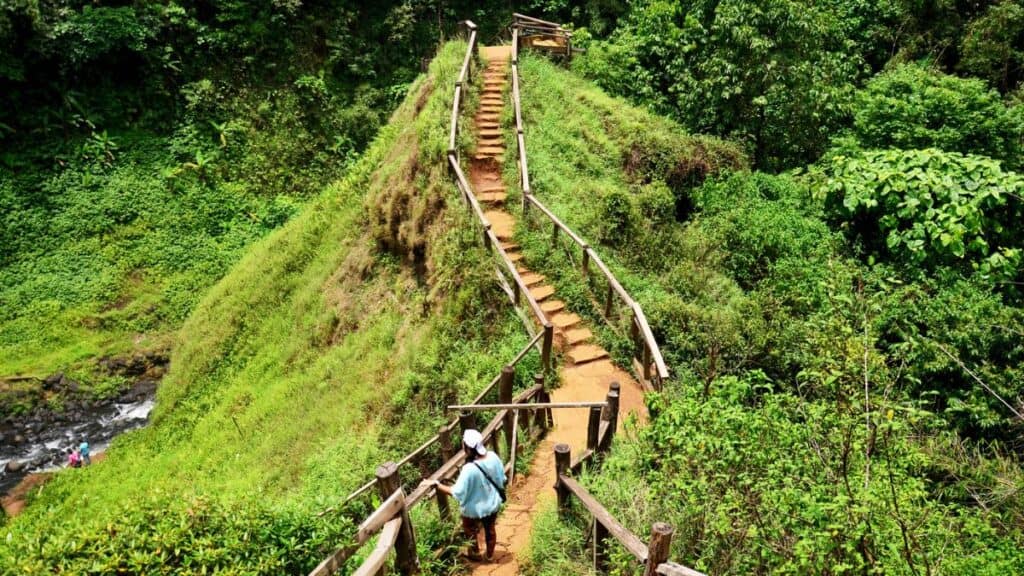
xmin=553 ymin=441 xmax=707 ymax=576
xmin=509 ymin=17 xmax=670 ymax=391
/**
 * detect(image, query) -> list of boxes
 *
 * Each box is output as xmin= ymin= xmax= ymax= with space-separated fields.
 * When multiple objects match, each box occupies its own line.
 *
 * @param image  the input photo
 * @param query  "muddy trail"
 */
xmin=465 ymin=46 xmax=648 ymax=576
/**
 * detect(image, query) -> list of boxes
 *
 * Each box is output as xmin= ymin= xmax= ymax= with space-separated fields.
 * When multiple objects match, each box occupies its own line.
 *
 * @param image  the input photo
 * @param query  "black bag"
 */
xmin=473 ymin=462 xmax=506 ymax=502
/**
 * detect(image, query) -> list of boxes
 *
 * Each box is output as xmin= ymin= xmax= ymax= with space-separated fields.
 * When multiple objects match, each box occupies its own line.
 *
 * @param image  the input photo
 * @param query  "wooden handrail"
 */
xmin=513 ymin=13 xmax=564 ymax=29
xmin=656 ymin=563 xmax=707 ymax=576
xmin=631 ymin=302 xmax=669 ymax=380
xmin=356 ymin=489 xmax=405 ymax=544
xmin=450 ymin=155 xmax=492 ymax=229
xmin=587 ymin=249 xmax=633 ymax=307
xmin=525 ymin=194 xmax=588 ymax=249
xmin=511 ymin=28 xmax=669 ymax=390
xmin=487 ymin=228 xmax=549 ymax=327
xmin=559 ymin=475 xmax=649 ymax=562
xmin=351 ymin=517 xmax=402 ymax=576
xmin=449 ymin=85 xmax=461 ymax=154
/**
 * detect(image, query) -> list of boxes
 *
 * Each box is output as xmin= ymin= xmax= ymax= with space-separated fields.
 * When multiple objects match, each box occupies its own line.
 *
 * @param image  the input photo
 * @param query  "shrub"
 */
xmin=813 ymin=148 xmax=1024 ymax=281
xmin=850 ymin=63 xmax=1024 ymax=166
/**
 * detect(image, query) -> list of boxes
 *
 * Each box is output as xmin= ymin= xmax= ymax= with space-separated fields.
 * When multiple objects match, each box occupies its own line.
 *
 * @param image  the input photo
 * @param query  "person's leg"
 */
xmin=482 ymin=513 xmax=498 ymax=560
xmin=460 ymin=516 xmax=482 ymax=558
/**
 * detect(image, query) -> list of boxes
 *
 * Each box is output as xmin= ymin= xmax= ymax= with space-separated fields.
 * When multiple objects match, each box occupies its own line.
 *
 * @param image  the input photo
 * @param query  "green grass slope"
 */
xmin=0 ymin=41 xmax=533 ymax=574
xmin=510 ymin=54 xmax=1024 ymax=575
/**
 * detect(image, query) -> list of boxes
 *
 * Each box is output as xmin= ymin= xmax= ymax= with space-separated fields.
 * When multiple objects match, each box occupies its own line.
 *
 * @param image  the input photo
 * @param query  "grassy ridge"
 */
xmin=0 ymin=40 xmax=532 ymax=574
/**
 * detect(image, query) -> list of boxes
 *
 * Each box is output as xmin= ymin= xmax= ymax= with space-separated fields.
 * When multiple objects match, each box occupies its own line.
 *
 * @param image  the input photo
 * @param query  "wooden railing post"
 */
xmin=605 ymin=282 xmax=614 ymax=318
xmin=436 ymin=425 xmax=453 ymax=519
xmin=459 ymin=410 xmax=478 ymax=436
xmin=554 ymin=443 xmax=571 ymax=516
xmin=582 ymin=246 xmax=591 ymax=279
xmin=500 ymin=365 xmax=515 ymax=456
xmin=552 ymin=220 xmax=559 ymax=246
xmin=598 ymin=383 xmax=620 ymax=453
xmin=533 ymin=373 xmax=551 ymax=433
xmin=376 ymin=463 xmax=420 ymax=574
xmin=642 ymin=342 xmax=652 ymax=383
xmin=642 ymin=523 xmax=674 ymax=576
xmin=594 ymin=518 xmax=609 ymax=573
xmin=541 ymin=323 xmax=554 ymax=373
xmin=586 ymin=406 xmax=601 ymax=451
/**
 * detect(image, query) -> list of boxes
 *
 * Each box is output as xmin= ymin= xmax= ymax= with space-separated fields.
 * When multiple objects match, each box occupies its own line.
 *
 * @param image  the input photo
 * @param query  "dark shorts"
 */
xmin=461 ymin=512 xmax=497 ymax=533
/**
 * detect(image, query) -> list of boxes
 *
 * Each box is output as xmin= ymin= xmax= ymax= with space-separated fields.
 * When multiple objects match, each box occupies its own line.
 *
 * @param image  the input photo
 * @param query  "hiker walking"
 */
xmin=79 ymin=440 xmax=91 ymax=466
xmin=429 ymin=429 xmax=506 ymax=561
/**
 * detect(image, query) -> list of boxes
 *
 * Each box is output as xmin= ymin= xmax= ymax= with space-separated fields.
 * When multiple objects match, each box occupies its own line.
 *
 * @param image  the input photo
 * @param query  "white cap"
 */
xmin=462 ymin=429 xmax=487 ymax=456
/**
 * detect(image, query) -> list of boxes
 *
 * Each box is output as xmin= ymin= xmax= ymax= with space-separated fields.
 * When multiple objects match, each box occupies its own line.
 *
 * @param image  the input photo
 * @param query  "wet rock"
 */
xmin=42 ymin=372 xmax=64 ymax=390
xmin=5 ymin=460 xmax=24 ymax=473
xmin=12 ymin=434 xmax=24 ymax=444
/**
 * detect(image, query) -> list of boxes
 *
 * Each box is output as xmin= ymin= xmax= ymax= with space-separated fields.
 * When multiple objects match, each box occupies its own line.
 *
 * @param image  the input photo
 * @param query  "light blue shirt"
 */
xmin=452 ymin=451 xmax=505 ymax=518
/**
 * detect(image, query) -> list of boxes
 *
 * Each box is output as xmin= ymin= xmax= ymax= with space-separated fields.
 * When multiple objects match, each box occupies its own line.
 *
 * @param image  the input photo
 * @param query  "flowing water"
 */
xmin=0 ymin=395 xmax=156 ymax=494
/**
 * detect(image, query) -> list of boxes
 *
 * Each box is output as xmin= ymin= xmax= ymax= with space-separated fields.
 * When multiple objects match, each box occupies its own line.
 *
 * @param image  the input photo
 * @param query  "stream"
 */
xmin=1 ymin=387 xmax=157 ymax=495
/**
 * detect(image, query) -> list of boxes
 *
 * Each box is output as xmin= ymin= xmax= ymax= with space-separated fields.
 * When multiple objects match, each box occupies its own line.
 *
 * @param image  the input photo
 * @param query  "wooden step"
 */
xmin=478 ymin=183 xmax=505 ymax=194
xmin=567 ymin=344 xmax=609 ymax=365
xmin=479 ymin=129 xmax=503 ymax=138
xmin=507 ymin=252 xmax=524 ymax=263
xmin=520 ymin=272 xmax=545 ymax=287
xmin=479 ymin=191 xmax=507 ymax=204
xmin=476 ymin=145 xmax=505 ymax=155
xmin=478 ymin=139 xmax=504 ymax=148
xmin=477 ymin=121 xmax=501 ymax=129
xmin=563 ymin=327 xmax=593 ymax=345
xmin=529 ymin=285 xmax=556 ymax=301
xmin=500 ymin=241 xmax=519 ymax=251
xmin=551 ymin=312 xmax=582 ymax=329
xmin=486 ymin=210 xmax=515 ymax=239
xmin=541 ymin=299 xmax=565 ymax=314
xmin=476 ymin=114 xmax=501 ymax=122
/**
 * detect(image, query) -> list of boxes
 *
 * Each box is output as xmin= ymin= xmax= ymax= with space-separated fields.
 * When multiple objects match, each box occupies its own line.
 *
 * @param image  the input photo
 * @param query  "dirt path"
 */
xmin=465 ymin=46 xmax=648 ymax=576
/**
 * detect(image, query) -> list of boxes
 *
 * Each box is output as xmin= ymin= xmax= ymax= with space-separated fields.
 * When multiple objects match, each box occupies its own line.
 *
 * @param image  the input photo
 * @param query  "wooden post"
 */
xmin=500 ymin=365 xmax=515 ymax=456
xmin=533 ymin=373 xmax=549 ymax=433
xmin=593 ymin=518 xmax=609 ymax=572
xmin=642 ymin=523 xmax=674 ymax=576
xmin=605 ymin=282 xmax=614 ymax=317
xmin=483 ymin=228 xmax=491 ymax=251
xmin=541 ymin=324 xmax=554 ymax=373
xmin=598 ymin=383 xmax=620 ymax=453
xmin=582 ymin=247 xmax=591 ymax=279
xmin=552 ymin=221 xmax=559 ymax=246
xmin=459 ymin=410 xmax=478 ymax=436
xmin=376 ymin=463 xmax=420 ymax=574
xmin=642 ymin=342 xmax=652 ymax=383
xmin=554 ymin=443 xmax=571 ymax=516
xmin=586 ymin=406 xmax=601 ymax=451
xmin=513 ymin=280 xmax=521 ymax=305
xmin=436 ymin=425 xmax=453 ymax=519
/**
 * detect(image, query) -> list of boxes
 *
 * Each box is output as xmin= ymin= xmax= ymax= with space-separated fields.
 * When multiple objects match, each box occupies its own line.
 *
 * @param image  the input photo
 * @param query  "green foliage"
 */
xmin=959 ymin=0 xmax=1024 ymax=91
xmin=581 ymin=383 xmax=1024 ymax=574
xmin=573 ymin=0 xmax=899 ymax=169
xmin=813 ymin=148 xmax=1024 ymax=280
xmin=850 ymin=63 xmax=1024 ymax=166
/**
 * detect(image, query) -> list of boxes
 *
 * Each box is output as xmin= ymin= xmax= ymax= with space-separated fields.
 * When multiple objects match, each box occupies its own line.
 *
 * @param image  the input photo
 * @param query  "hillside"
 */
xmin=3 ymin=3 xmax=1024 ymax=576
xmin=0 ymin=41 xmax=533 ymax=574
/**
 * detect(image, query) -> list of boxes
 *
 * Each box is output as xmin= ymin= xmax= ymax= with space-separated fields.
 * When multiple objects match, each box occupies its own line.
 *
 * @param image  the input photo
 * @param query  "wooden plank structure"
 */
xmin=510 ymin=14 xmax=669 ymax=391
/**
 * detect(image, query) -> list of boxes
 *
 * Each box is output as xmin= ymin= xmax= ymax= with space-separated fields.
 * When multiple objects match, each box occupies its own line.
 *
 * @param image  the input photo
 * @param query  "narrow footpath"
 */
xmin=467 ymin=46 xmax=648 ymax=576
